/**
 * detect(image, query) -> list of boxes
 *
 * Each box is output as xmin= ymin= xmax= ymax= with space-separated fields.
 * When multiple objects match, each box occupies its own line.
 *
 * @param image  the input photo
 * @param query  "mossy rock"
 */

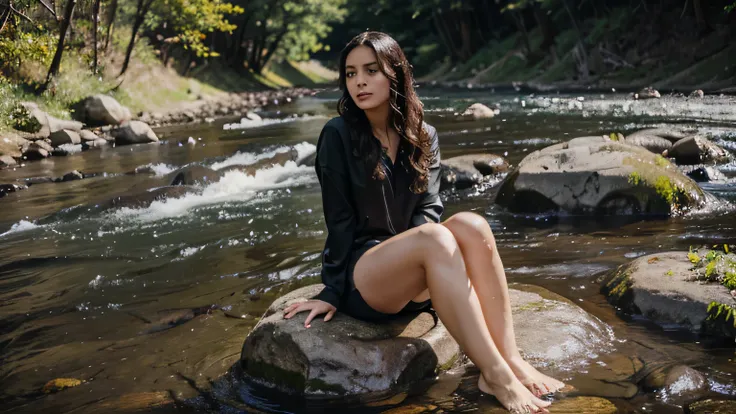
xmin=601 ymin=251 xmax=736 ymax=339
xmin=494 ymin=137 xmax=709 ymax=216
xmin=42 ymin=378 xmax=83 ymax=393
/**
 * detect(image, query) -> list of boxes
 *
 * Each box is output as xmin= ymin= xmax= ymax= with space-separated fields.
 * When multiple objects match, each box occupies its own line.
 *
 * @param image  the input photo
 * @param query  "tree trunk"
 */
xmin=511 ymin=11 xmax=531 ymax=56
xmin=92 ymin=0 xmax=100 ymax=74
xmin=692 ymin=0 xmax=711 ymax=33
xmin=258 ymin=28 xmax=288 ymax=73
xmin=561 ymin=0 xmax=589 ymax=80
xmin=46 ymin=0 xmax=76 ymax=86
xmin=533 ymin=4 xmax=558 ymax=62
xmin=432 ymin=10 xmax=457 ymax=62
xmin=120 ymin=0 xmax=153 ymax=76
xmin=104 ymin=0 xmax=117 ymax=51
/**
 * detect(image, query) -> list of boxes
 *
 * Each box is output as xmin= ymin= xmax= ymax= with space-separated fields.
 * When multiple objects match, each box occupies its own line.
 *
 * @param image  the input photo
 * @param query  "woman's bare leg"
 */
xmin=442 ymin=212 xmax=565 ymax=396
xmin=354 ymin=223 xmax=550 ymax=413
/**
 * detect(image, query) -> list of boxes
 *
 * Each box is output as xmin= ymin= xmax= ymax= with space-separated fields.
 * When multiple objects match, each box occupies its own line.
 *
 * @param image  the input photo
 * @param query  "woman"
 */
xmin=283 ymin=31 xmax=563 ymax=413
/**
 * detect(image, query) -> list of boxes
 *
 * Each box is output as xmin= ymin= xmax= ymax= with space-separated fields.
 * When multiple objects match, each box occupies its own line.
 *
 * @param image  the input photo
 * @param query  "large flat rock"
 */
xmin=239 ymin=283 xmax=615 ymax=398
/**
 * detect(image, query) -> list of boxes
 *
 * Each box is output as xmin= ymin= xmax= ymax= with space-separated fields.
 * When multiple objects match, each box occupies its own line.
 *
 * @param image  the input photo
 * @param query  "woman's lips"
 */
xmin=356 ymin=92 xmax=372 ymax=101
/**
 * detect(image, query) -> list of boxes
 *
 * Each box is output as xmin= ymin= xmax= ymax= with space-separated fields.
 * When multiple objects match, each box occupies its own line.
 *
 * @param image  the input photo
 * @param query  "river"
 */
xmin=1 ymin=88 xmax=735 ymax=413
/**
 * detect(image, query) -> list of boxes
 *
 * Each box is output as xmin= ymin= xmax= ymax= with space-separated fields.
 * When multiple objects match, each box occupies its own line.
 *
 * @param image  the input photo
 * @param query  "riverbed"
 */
xmin=1 ymin=88 xmax=735 ymax=413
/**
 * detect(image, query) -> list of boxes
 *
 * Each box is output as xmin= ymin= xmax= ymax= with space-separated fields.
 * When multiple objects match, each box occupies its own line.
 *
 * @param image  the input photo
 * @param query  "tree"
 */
xmin=45 ymin=0 xmax=76 ymax=86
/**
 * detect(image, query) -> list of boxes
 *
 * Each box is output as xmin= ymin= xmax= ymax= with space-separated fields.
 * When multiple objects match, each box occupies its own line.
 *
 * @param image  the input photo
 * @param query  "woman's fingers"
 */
xmin=283 ymin=302 xmax=306 ymax=319
xmin=324 ymin=308 xmax=336 ymax=322
xmin=304 ymin=308 xmax=322 ymax=328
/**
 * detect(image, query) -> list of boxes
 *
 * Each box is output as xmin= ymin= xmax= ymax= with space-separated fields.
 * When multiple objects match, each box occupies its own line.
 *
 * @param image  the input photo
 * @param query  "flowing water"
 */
xmin=1 ymin=89 xmax=736 ymax=413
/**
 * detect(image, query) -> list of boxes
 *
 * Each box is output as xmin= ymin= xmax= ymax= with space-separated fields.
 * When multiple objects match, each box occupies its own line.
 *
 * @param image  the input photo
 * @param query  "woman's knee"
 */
xmin=415 ymin=222 xmax=460 ymax=259
xmin=443 ymin=212 xmax=494 ymax=243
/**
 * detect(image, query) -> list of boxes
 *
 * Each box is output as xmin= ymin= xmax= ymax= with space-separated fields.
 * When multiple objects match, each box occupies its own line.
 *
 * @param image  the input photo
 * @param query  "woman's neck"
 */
xmin=364 ymin=101 xmax=390 ymax=134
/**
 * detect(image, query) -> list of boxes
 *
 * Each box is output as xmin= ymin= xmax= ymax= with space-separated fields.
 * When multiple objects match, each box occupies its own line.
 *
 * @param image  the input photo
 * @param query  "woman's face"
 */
xmin=345 ymin=45 xmax=391 ymax=111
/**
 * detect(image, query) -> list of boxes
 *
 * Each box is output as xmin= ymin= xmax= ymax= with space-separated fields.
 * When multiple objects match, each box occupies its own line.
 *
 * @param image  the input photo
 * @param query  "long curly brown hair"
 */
xmin=337 ymin=31 xmax=432 ymax=194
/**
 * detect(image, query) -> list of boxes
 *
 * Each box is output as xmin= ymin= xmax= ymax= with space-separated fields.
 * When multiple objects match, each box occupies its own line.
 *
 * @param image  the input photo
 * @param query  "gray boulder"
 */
xmin=494 ymin=137 xmax=707 ymax=215
xmin=624 ymin=134 xmax=673 ymax=154
xmin=626 ymin=128 xmax=690 ymax=144
xmin=461 ymin=103 xmax=495 ymax=119
xmin=0 ymin=155 xmax=17 ymax=167
xmin=79 ymin=130 xmax=100 ymax=142
xmin=49 ymin=129 xmax=82 ymax=147
xmin=240 ymin=284 xmax=459 ymax=397
xmin=112 ymin=121 xmax=159 ymax=146
xmin=72 ymin=94 xmax=132 ymax=127
xmin=601 ymin=251 xmax=736 ymax=339
xmin=1 ymin=133 xmax=27 ymax=158
xmin=21 ymin=142 xmax=51 ymax=160
xmin=642 ymin=364 xmax=708 ymax=404
xmin=239 ymin=283 xmax=614 ymax=398
xmin=633 ymin=87 xmax=661 ymax=100
xmin=167 ymin=165 xmax=223 ymax=186
xmin=669 ymin=135 xmax=731 ymax=165
xmin=12 ymin=102 xmax=83 ymax=137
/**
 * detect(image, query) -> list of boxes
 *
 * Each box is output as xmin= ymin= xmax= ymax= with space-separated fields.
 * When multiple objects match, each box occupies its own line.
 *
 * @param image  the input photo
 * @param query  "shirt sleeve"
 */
xmin=313 ymin=124 xmax=356 ymax=308
xmin=410 ymin=125 xmax=444 ymax=227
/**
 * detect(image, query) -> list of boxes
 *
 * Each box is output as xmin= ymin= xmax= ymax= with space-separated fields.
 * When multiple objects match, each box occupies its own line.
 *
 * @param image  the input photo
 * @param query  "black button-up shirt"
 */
xmin=313 ymin=116 xmax=444 ymax=308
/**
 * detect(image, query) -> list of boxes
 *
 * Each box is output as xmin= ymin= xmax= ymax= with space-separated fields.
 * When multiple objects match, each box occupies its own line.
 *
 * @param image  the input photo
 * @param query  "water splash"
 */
xmin=110 ymin=161 xmax=315 ymax=222
xmin=222 ymin=114 xmax=327 ymax=130
xmin=0 ymin=220 xmax=40 ymax=237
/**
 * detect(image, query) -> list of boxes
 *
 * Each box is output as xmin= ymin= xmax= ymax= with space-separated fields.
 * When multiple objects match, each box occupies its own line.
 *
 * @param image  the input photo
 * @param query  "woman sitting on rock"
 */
xmin=283 ymin=31 xmax=563 ymax=414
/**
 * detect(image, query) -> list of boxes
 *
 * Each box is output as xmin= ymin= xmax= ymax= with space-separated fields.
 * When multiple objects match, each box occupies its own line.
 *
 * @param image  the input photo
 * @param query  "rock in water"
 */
xmin=72 ymin=94 xmax=132 ymax=126
xmin=669 ymin=135 xmax=731 ymax=165
xmin=494 ymin=137 xmax=707 ymax=216
xmin=239 ymin=284 xmax=614 ymax=398
xmin=633 ymin=87 xmax=660 ymax=100
xmin=623 ymin=134 xmax=673 ymax=154
xmin=626 ymin=128 xmax=690 ymax=144
xmin=460 ymin=103 xmax=495 ymax=119
xmin=601 ymin=251 xmax=736 ymax=339
xmin=167 ymin=165 xmax=223 ymax=186
xmin=111 ymin=121 xmax=159 ymax=146
xmin=642 ymin=364 xmax=707 ymax=404
xmin=49 ymin=129 xmax=82 ymax=147
xmin=0 ymin=155 xmax=17 ymax=168
xmin=240 ymin=285 xmax=459 ymax=397
xmin=509 ymin=284 xmax=614 ymax=371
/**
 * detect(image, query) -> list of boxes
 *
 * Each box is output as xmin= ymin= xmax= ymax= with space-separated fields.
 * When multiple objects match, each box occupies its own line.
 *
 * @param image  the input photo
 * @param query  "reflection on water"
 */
xmin=1 ymin=90 xmax=735 ymax=413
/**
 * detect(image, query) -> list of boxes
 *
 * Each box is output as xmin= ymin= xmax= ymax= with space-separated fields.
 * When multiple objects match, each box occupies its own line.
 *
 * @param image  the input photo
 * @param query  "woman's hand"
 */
xmin=283 ymin=300 xmax=337 ymax=328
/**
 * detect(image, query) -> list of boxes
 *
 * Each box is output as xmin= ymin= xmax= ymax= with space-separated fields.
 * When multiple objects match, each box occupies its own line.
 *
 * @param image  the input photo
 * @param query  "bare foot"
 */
xmin=508 ymin=357 xmax=565 ymax=397
xmin=478 ymin=373 xmax=550 ymax=413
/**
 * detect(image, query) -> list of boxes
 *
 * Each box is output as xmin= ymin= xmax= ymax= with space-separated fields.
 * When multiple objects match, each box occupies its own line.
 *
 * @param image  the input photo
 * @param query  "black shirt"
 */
xmin=313 ymin=116 xmax=444 ymax=308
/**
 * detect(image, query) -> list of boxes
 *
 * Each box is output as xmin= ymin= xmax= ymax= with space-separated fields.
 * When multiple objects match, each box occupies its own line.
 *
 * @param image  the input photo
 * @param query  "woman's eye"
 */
xmin=368 ymin=69 xmax=378 ymax=74
xmin=346 ymin=72 xmax=355 ymax=78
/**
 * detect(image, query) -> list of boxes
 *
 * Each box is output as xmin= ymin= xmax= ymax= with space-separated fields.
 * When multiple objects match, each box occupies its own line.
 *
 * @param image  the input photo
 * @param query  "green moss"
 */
xmin=654 ymin=155 xmax=670 ymax=167
xmin=653 ymin=176 xmax=682 ymax=206
xmin=604 ymin=268 xmax=632 ymax=302
xmin=517 ymin=300 xmax=548 ymax=312
xmin=665 ymin=270 xmax=674 ymax=277
xmin=437 ymin=353 xmax=459 ymax=372
xmin=707 ymin=302 xmax=736 ymax=328
xmin=628 ymin=172 xmax=642 ymax=186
